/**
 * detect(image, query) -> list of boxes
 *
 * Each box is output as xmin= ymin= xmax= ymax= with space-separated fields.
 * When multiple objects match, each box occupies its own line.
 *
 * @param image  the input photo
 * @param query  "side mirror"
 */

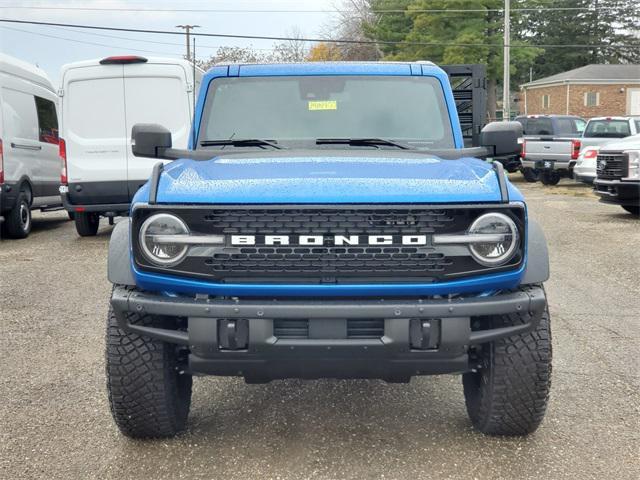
xmin=131 ymin=124 xmax=172 ymax=158
xmin=480 ymin=121 xmax=523 ymax=157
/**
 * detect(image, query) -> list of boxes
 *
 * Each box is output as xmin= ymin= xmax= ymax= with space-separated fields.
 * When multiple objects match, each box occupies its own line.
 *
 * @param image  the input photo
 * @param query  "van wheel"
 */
xmin=622 ymin=205 xmax=639 ymax=216
xmin=522 ymin=168 xmax=539 ymax=183
xmin=4 ymin=192 xmax=32 ymax=239
xmin=75 ymin=212 xmax=100 ymax=236
xmin=540 ymin=171 xmax=561 ymax=186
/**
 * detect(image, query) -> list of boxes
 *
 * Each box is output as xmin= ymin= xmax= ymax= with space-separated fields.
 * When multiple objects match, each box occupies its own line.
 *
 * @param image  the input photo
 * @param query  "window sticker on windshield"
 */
xmin=308 ymin=100 xmax=337 ymax=111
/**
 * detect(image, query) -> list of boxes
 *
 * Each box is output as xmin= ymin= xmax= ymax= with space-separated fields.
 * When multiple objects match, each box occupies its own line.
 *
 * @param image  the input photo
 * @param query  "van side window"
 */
xmin=35 ymin=96 xmax=59 ymax=144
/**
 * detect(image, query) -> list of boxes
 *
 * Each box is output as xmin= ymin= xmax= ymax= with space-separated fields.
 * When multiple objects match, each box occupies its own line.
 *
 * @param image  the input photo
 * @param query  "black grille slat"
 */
xmin=597 ymin=153 xmax=628 ymax=180
xmin=274 ymin=319 xmax=384 ymax=339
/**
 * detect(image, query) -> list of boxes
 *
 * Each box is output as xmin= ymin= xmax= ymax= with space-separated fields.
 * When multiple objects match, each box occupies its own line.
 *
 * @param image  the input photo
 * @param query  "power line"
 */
xmin=1 ymin=18 xmax=638 ymax=50
xmin=42 ymin=26 xmax=277 ymax=51
xmin=0 ymin=25 xmax=182 ymax=56
xmin=0 ymin=5 xmax=623 ymax=13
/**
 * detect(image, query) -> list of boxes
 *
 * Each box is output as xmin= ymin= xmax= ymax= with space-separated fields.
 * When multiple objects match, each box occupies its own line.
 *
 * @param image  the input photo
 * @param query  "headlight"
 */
xmin=467 ymin=212 xmax=519 ymax=266
xmin=624 ymin=150 xmax=640 ymax=180
xmin=139 ymin=213 xmax=190 ymax=266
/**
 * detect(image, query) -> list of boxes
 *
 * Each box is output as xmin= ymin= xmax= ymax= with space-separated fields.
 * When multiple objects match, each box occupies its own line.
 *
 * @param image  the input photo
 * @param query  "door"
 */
xmin=628 ymin=89 xmax=640 ymax=116
xmin=34 ymin=95 xmax=60 ymax=196
xmin=62 ymin=66 xmax=128 ymax=203
xmin=1 ymin=86 xmax=40 ymax=186
xmin=123 ymin=63 xmax=192 ymax=199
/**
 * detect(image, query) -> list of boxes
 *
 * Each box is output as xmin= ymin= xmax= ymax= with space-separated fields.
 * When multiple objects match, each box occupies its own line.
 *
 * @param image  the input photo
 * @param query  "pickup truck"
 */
xmin=580 ymin=116 xmax=640 ymax=150
xmin=105 ymin=62 xmax=551 ymax=439
xmin=515 ymin=115 xmax=585 ymax=184
xmin=593 ymin=134 xmax=640 ymax=215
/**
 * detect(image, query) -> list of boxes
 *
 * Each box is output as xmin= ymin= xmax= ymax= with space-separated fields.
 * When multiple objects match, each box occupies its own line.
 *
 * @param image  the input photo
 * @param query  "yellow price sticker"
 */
xmin=308 ymin=100 xmax=337 ymax=111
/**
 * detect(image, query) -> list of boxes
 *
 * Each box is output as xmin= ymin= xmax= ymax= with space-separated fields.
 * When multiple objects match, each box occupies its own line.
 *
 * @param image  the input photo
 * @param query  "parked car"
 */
xmin=0 ymin=53 xmax=65 ymax=239
xmin=573 ymin=145 xmax=600 ymax=184
xmin=58 ymin=56 xmax=203 ymax=236
xmin=515 ymin=115 xmax=586 ymax=185
xmin=106 ymin=61 xmax=552 ymax=439
xmin=593 ymin=134 xmax=640 ymax=215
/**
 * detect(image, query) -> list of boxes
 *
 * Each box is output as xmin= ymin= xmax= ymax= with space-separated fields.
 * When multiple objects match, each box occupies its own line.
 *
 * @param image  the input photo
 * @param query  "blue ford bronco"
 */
xmin=106 ymin=62 xmax=551 ymax=438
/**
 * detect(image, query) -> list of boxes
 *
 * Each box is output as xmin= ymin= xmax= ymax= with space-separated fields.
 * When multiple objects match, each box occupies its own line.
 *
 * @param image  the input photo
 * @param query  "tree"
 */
xmin=361 ymin=1 xmax=542 ymax=119
xmin=321 ymin=0 xmax=381 ymax=60
xmin=522 ymin=0 xmax=640 ymax=82
xmin=307 ymin=42 xmax=344 ymax=61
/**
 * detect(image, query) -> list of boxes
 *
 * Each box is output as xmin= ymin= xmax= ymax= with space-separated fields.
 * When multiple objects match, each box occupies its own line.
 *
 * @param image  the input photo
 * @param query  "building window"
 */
xmin=542 ymin=94 xmax=550 ymax=109
xmin=584 ymin=91 xmax=599 ymax=107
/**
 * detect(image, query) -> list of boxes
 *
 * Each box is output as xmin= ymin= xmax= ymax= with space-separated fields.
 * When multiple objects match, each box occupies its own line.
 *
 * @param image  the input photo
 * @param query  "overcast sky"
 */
xmin=0 ymin=0 xmax=339 ymax=86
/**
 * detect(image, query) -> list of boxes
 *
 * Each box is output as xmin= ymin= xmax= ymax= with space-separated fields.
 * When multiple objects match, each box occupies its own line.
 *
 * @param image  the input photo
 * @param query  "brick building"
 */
xmin=519 ymin=64 xmax=640 ymax=118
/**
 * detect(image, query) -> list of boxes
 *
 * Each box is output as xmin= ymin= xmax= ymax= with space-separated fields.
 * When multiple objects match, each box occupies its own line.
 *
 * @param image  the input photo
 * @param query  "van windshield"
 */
xmin=198 ymin=75 xmax=455 ymax=149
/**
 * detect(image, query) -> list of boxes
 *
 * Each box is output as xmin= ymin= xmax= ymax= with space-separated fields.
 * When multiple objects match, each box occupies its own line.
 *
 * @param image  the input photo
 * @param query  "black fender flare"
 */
xmin=107 ymin=219 xmax=135 ymax=286
xmin=522 ymin=218 xmax=550 ymax=285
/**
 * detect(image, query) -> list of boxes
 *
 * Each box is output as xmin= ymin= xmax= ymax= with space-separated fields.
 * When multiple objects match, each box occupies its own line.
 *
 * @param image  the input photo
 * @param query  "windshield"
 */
xmin=584 ymin=120 xmax=631 ymax=138
xmin=198 ymin=75 xmax=455 ymax=148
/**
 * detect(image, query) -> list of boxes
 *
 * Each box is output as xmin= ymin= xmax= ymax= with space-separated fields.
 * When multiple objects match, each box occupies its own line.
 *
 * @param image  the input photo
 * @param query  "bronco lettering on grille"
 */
xmin=230 ymin=235 xmax=428 ymax=246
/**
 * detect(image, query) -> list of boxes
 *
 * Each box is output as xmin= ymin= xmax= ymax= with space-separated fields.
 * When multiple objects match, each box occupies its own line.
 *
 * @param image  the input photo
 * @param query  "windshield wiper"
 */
xmin=316 ymin=138 xmax=411 ymax=149
xmin=200 ymin=139 xmax=284 ymax=149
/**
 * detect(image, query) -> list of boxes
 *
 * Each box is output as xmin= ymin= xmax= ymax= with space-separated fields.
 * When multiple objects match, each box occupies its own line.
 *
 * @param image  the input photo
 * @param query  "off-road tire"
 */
xmin=462 ymin=305 xmax=552 ymax=436
xmin=4 ymin=191 xmax=32 ymax=238
xmin=622 ymin=205 xmax=639 ymax=216
xmin=522 ymin=168 xmax=539 ymax=183
xmin=75 ymin=212 xmax=99 ymax=236
xmin=106 ymin=305 xmax=192 ymax=438
xmin=540 ymin=171 xmax=561 ymax=186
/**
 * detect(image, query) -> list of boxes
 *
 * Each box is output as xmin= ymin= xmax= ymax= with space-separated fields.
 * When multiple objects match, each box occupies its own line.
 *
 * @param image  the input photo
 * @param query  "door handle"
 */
xmin=11 ymin=143 xmax=42 ymax=151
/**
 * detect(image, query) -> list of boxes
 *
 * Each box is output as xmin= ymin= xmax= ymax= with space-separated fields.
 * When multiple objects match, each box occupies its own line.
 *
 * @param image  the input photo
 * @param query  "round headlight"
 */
xmin=468 ymin=212 xmax=519 ymax=266
xmin=139 ymin=213 xmax=190 ymax=266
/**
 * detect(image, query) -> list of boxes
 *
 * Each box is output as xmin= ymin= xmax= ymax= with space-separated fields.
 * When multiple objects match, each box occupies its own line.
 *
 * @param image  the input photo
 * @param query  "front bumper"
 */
xmin=594 ymin=179 xmax=640 ymax=206
xmin=110 ymin=284 xmax=547 ymax=382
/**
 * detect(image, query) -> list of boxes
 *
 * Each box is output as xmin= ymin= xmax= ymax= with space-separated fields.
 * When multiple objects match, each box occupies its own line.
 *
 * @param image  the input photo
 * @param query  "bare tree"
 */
xmin=321 ymin=0 xmax=381 ymax=61
xmin=268 ymin=27 xmax=309 ymax=62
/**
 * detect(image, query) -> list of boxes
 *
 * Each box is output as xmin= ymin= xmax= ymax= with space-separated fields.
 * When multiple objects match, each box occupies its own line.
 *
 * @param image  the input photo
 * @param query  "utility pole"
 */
xmin=502 ymin=0 xmax=511 ymax=120
xmin=176 ymin=24 xmax=200 ymax=61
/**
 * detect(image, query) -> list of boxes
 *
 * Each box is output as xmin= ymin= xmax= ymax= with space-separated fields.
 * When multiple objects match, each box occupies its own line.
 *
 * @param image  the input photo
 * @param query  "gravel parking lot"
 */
xmin=1 ymin=177 xmax=638 ymax=480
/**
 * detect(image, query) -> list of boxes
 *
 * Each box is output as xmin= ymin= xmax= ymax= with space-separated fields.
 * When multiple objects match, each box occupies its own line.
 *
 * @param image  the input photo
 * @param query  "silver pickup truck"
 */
xmin=517 ymin=115 xmax=585 ymax=185
xmin=580 ymin=116 xmax=640 ymax=149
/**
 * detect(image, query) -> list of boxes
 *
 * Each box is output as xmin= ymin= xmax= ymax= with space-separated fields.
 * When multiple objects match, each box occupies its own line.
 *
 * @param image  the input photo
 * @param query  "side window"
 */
xmin=635 ymin=120 xmax=640 ymax=133
xmin=542 ymin=94 xmax=550 ymax=109
xmin=1 ymin=87 xmax=38 ymax=140
xmin=35 ymin=96 xmax=59 ymax=144
xmin=584 ymin=92 xmax=599 ymax=107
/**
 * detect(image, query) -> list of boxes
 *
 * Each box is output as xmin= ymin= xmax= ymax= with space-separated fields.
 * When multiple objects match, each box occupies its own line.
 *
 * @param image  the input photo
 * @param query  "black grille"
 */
xmin=133 ymin=205 xmax=525 ymax=284
xmin=597 ymin=153 xmax=628 ymax=180
xmin=273 ymin=319 xmax=385 ymax=339
xmin=202 ymin=208 xmax=458 ymax=235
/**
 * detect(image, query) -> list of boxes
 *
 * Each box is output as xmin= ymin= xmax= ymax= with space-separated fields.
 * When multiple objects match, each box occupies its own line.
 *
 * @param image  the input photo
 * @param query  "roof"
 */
xmin=204 ymin=61 xmax=445 ymax=79
xmin=0 ymin=53 xmax=55 ymax=93
xmin=522 ymin=64 xmax=640 ymax=87
xmin=60 ymin=56 xmax=203 ymax=73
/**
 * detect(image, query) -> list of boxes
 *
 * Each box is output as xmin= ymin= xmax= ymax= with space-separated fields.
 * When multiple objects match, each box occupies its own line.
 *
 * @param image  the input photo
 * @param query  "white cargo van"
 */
xmin=59 ymin=56 xmax=203 ymax=236
xmin=0 ymin=53 xmax=63 ymax=238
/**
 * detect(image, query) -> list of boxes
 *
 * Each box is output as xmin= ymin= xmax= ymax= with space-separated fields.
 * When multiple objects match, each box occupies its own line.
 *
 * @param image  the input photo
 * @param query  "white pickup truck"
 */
xmin=522 ymin=116 xmax=640 ymax=186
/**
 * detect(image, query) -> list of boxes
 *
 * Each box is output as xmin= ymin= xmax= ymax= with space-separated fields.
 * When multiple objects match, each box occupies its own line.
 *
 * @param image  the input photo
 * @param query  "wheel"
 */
xmin=4 ymin=191 xmax=32 ymax=238
xmin=540 ymin=171 xmax=561 ymax=186
xmin=106 ymin=305 xmax=192 ymax=438
xmin=622 ymin=205 xmax=639 ymax=216
xmin=522 ymin=168 xmax=539 ymax=183
xmin=74 ymin=212 xmax=99 ymax=236
xmin=462 ymin=304 xmax=552 ymax=436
